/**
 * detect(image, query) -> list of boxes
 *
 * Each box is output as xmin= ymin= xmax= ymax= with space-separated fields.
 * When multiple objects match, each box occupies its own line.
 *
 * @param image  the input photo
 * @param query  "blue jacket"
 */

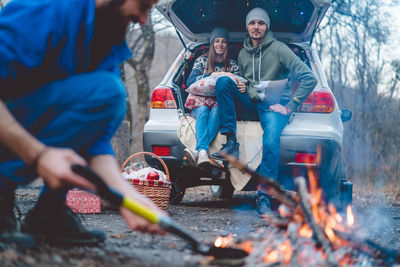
xmin=0 ymin=0 xmax=132 ymax=101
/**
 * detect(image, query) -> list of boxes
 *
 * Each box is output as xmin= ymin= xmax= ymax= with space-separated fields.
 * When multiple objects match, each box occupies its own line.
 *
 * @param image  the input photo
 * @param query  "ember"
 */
xmin=214 ymin=234 xmax=233 ymax=248
xmin=347 ymin=205 xmax=355 ymax=227
xmin=221 ymin=152 xmax=400 ymax=267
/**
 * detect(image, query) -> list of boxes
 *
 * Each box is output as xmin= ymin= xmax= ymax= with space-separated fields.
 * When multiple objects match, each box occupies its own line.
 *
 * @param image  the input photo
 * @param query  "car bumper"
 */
xmin=278 ymin=135 xmax=341 ymax=191
xmin=143 ymin=130 xmax=341 ymax=185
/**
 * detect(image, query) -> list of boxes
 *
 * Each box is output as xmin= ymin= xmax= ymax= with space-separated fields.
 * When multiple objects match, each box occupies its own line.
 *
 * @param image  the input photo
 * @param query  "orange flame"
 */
xmin=324 ymin=216 xmax=337 ymax=242
xmin=347 ymin=205 xmax=355 ymax=226
xmin=278 ymin=204 xmax=291 ymax=218
xmin=241 ymin=241 xmax=252 ymax=253
xmin=308 ymin=168 xmax=318 ymax=194
xmin=299 ymin=224 xmax=313 ymax=238
xmin=278 ymin=240 xmax=293 ymax=263
xmin=335 ymin=213 xmax=343 ymax=223
xmin=214 ymin=234 xmax=233 ymax=248
xmin=264 ymin=250 xmax=279 ymax=263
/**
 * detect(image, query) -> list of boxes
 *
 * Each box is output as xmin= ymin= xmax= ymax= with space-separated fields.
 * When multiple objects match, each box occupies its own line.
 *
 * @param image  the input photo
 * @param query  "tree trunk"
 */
xmin=125 ymin=13 xmax=155 ymax=153
xmin=134 ymin=67 xmax=151 ymax=130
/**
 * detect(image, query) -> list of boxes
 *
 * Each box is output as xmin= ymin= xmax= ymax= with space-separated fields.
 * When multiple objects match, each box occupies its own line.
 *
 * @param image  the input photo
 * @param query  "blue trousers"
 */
xmin=0 ymin=71 xmax=126 ymax=195
xmin=191 ymin=105 xmax=219 ymax=152
xmin=215 ymin=77 xmax=289 ymax=180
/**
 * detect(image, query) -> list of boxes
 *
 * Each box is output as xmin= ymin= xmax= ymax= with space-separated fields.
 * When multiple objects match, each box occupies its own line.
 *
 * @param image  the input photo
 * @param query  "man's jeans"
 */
xmin=191 ymin=105 xmax=219 ymax=152
xmin=215 ymin=76 xmax=289 ymax=180
xmin=0 ymin=71 xmax=126 ymax=195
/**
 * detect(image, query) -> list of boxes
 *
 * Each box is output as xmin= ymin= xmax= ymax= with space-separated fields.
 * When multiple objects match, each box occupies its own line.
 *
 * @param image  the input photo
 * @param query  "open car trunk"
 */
xmin=173 ymin=42 xmax=313 ymax=113
xmin=156 ymin=0 xmax=330 ymax=44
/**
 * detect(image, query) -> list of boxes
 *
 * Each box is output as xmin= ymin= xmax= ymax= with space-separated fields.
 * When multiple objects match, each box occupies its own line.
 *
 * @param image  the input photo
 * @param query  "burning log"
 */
xmin=214 ymin=155 xmax=399 ymax=267
xmin=261 ymin=213 xmax=290 ymax=230
xmin=288 ymin=223 xmax=299 ymax=267
xmin=221 ymin=152 xmax=298 ymax=209
xmin=333 ymin=229 xmax=400 ymax=264
xmin=295 ymin=176 xmax=337 ymax=267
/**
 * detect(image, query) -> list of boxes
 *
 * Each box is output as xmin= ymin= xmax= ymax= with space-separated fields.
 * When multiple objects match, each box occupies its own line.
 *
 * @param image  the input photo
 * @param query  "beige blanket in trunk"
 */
xmin=177 ymin=115 xmax=263 ymax=191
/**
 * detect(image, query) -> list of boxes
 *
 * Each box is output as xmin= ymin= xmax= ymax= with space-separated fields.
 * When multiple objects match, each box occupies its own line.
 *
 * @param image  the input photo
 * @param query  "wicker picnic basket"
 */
xmin=120 ymin=152 xmax=171 ymax=210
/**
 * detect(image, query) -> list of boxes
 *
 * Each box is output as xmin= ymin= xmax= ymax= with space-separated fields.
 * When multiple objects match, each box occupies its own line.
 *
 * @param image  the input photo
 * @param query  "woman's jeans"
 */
xmin=191 ymin=105 xmax=219 ymax=152
xmin=0 ymin=71 xmax=126 ymax=198
xmin=215 ymin=76 xmax=289 ymax=180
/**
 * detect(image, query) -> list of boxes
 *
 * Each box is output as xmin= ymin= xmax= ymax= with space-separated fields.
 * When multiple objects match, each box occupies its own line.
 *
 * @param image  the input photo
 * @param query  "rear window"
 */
xmin=172 ymin=0 xmax=315 ymax=35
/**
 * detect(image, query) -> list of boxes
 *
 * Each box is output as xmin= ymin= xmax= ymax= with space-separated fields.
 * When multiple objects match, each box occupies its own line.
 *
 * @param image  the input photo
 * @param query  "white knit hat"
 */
xmin=245 ymin=7 xmax=270 ymax=29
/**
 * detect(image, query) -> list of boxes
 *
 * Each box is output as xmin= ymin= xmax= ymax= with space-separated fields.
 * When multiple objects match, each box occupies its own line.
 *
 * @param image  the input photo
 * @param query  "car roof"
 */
xmin=156 ymin=0 xmax=330 ymax=44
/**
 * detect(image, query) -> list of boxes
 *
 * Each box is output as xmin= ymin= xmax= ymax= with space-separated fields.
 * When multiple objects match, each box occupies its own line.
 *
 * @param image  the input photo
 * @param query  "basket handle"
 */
xmin=120 ymin=152 xmax=170 ymax=182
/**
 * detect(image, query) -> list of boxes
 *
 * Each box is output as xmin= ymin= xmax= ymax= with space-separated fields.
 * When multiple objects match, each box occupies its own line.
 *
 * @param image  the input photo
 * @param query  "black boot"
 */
xmin=212 ymin=140 xmax=240 ymax=160
xmin=21 ymin=193 xmax=105 ymax=246
xmin=0 ymin=189 xmax=36 ymax=248
xmin=256 ymin=191 xmax=273 ymax=216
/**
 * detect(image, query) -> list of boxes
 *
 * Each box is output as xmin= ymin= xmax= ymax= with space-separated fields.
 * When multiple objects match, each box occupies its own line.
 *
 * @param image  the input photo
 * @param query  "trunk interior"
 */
xmin=172 ymin=42 xmax=312 ymax=113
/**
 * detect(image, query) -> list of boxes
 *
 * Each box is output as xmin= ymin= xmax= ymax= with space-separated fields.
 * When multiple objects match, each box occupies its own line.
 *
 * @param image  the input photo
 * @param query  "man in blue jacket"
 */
xmin=0 ymin=0 xmax=163 ymax=247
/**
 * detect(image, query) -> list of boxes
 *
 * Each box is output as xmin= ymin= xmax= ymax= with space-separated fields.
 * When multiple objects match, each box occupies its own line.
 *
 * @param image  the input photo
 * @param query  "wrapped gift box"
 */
xmin=66 ymin=189 xmax=101 ymax=214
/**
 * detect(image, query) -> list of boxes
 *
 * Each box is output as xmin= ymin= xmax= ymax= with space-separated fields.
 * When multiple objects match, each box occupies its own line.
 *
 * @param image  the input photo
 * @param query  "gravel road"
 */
xmin=1 ymin=181 xmax=399 ymax=266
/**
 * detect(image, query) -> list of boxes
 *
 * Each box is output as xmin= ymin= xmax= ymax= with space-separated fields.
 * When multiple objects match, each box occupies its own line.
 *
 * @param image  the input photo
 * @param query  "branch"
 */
xmin=295 ymin=177 xmax=337 ymax=267
xmin=334 ymin=230 xmax=400 ymax=264
xmin=261 ymin=213 xmax=290 ymax=230
xmin=220 ymin=152 xmax=298 ymax=209
xmin=288 ymin=223 xmax=299 ymax=267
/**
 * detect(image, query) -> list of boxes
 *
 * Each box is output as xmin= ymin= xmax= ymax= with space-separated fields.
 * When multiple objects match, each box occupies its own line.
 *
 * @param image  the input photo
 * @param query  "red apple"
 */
xmin=147 ymin=171 xmax=159 ymax=180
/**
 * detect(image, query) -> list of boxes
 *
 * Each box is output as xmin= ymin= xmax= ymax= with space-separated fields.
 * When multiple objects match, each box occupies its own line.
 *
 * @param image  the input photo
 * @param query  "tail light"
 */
xmin=295 ymin=152 xmax=317 ymax=164
xmin=298 ymin=88 xmax=335 ymax=113
xmin=150 ymin=86 xmax=177 ymax=109
xmin=153 ymin=146 xmax=171 ymax=156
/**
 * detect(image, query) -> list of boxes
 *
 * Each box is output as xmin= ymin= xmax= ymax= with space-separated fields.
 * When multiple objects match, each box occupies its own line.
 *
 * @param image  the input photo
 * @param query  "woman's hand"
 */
xmin=237 ymin=82 xmax=246 ymax=93
xmin=269 ymin=104 xmax=291 ymax=115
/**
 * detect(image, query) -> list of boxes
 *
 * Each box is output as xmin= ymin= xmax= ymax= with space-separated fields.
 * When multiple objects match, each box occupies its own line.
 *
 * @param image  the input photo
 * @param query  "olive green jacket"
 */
xmin=238 ymin=31 xmax=317 ymax=111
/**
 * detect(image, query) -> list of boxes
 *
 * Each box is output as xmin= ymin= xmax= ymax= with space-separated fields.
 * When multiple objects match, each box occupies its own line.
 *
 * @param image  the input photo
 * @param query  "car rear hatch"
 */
xmin=156 ymin=0 xmax=330 ymax=44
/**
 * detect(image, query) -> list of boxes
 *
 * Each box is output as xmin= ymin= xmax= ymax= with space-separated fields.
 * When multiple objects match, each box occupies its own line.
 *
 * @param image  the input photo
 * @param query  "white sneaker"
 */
xmin=197 ymin=150 xmax=210 ymax=167
xmin=184 ymin=148 xmax=198 ymax=167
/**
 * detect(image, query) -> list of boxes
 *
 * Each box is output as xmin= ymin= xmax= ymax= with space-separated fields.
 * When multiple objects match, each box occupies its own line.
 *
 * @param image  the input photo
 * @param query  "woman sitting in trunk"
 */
xmin=183 ymin=27 xmax=241 ymax=168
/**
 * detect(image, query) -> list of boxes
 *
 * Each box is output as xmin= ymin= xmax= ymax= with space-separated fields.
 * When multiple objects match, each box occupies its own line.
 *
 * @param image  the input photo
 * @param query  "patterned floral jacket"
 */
xmin=184 ymin=55 xmax=240 ymax=110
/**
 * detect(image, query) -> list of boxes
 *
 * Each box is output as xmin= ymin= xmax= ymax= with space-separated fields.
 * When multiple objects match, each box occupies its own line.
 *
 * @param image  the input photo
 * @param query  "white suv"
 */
xmin=143 ymin=0 xmax=352 ymax=208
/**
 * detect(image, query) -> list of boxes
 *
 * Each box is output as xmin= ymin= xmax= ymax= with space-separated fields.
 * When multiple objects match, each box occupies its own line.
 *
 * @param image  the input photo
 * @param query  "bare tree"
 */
xmin=315 ymin=0 xmax=400 ymax=183
xmin=123 ymin=9 xmax=175 ymax=153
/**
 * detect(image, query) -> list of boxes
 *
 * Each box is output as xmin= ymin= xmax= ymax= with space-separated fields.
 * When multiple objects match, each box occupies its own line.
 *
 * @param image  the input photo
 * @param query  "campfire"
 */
xmin=216 ymin=153 xmax=400 ymax=267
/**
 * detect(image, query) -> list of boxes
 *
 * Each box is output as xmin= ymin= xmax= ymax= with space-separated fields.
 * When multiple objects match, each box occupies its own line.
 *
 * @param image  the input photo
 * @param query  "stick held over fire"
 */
xmin=71 ymin=164 xmax=249 ymax=259
xmin=220 ymin=152 xmax=298 ymax=209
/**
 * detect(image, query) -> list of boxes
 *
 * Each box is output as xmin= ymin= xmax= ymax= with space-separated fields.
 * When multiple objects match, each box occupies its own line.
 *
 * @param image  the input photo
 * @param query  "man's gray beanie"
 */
xmin=245 ymin=7 xmax=270 ymax=29
xmin=209 ymin=27 xmax=230 ymax=44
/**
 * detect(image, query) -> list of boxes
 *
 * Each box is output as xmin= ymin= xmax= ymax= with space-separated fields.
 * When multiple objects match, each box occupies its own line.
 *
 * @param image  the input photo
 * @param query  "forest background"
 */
xmin=1 ymin=0 xmax=399 ymax=198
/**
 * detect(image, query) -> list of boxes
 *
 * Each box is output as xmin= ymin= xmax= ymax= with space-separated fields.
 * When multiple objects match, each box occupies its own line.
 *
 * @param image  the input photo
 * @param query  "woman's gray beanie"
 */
xmin=245 ymin=7 xmax=270 ymax=29
xmin=209 ymin=27 xmax=230 ymax=44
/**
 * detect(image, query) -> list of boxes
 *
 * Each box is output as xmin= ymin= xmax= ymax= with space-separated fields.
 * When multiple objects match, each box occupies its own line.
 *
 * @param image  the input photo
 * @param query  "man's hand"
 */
xmin=269 ymin=103 xmax=291 ymax=115
xmin=36 ymin=147 xmax=95 ymax=191
xmin=90 ymin=155 xmax=166 ymax=235
xmin=119 ymin=197 xmax=166 ymax=235
xmin=0 ymin=101 xmax=94 ymax=191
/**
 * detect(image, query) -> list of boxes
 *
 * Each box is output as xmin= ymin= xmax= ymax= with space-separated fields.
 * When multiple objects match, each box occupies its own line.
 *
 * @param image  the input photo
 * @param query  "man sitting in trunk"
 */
xmin=212 ymin=7 xmax=317 ymax=214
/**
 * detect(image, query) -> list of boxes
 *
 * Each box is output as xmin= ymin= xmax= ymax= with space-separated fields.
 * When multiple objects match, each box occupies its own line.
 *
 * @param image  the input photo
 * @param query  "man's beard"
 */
xmin=250 ymin=32 xmax=265 ymax=42
xmin=89 ymin=0 xmax=128 ymax=70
